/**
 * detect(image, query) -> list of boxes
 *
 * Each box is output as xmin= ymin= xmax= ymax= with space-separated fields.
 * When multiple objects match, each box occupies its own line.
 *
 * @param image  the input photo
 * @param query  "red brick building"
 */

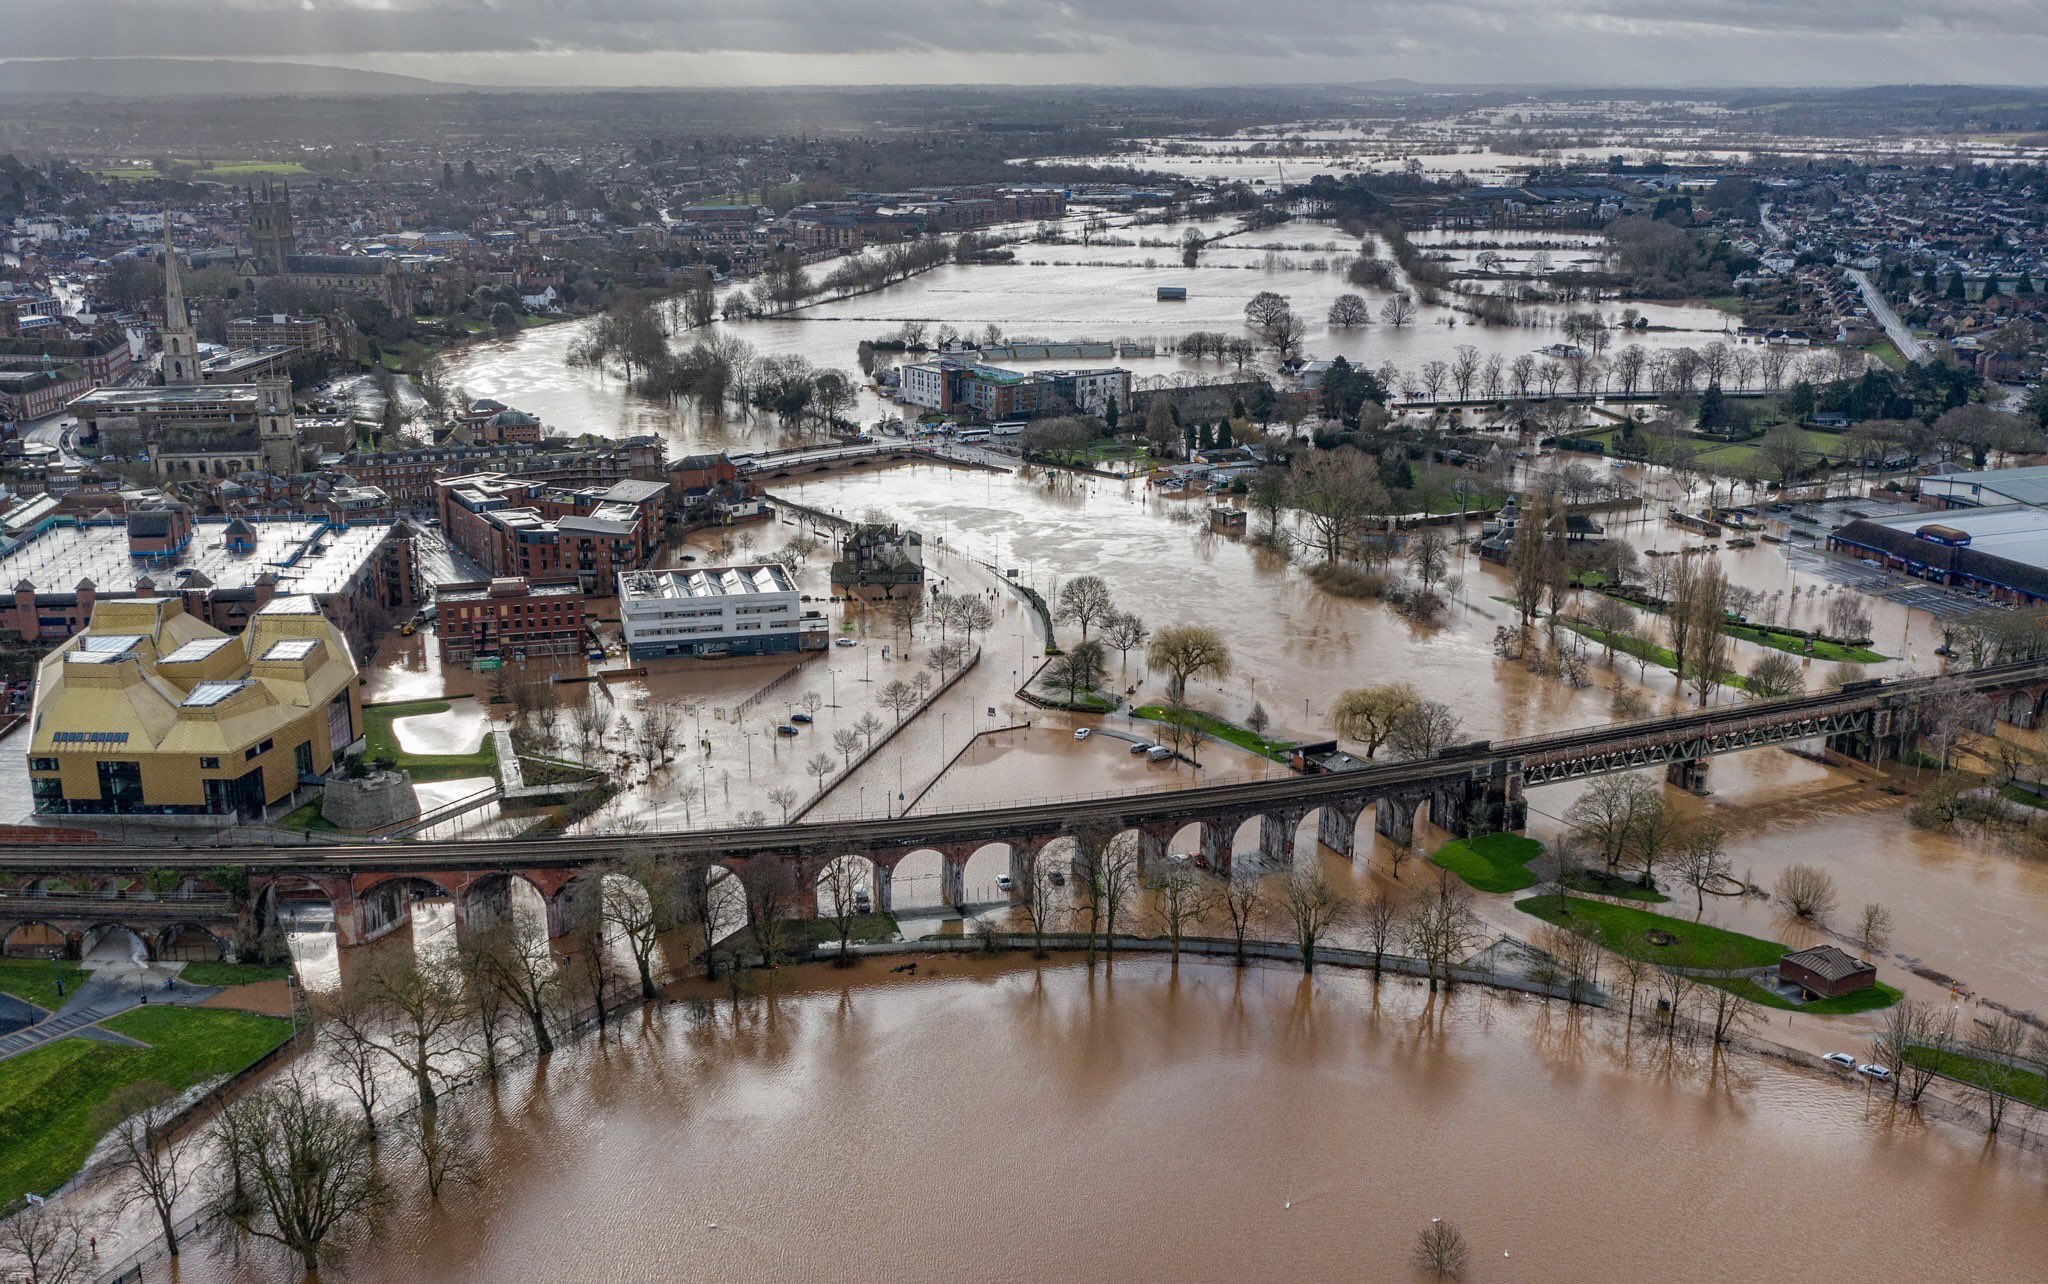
xmin=435 ymin=474 xmax=666 ymax=594
xmin=435 ymin=576 xmax=587 ymax=666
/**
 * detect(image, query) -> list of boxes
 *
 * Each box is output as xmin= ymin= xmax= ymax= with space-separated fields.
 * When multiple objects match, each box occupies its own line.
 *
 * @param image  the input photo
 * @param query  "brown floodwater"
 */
xmin=137 ymin=957 xmax=2048 ymax=1284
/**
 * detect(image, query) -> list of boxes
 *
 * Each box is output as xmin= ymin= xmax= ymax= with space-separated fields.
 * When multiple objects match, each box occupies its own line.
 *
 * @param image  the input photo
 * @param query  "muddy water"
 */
xmin=147 ymin=957 xmax=2048 ymax=1284
xmin=438 ymin=221 xmax=1732 ymax=461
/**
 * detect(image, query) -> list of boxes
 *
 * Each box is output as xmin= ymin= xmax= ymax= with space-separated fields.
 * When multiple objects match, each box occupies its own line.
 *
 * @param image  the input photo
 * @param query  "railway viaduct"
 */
xmin=4 ymin=660 xmax=2045 ymax=957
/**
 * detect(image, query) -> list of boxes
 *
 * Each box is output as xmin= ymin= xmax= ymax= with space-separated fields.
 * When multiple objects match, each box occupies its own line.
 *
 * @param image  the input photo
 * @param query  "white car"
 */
xmin=1074 ymin=728 xmax=1091 ymax=741
xmin=1822 ymin=1052 xmax=1857 ymax=1069
xmin=834 ymin=637 xmax=858 ymax=648
xmin=995 ymin=874 xmax=1014 ymax=891
xmin=1857 ymin=1063 xmax=1894 ymax=1082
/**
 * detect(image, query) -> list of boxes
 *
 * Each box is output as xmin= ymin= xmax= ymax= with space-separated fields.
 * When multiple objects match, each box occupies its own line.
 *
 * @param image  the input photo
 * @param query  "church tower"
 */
xmin=247 ymin=181 xmax=296 ymax=273
xmin=159 ymin=223 xmax=202 ymax=387
xmin=257 ymin=377 xmax=300 ymax=475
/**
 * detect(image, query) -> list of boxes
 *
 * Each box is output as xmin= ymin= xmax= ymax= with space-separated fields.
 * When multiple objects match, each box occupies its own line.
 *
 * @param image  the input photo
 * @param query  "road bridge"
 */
xmin=4 ymin=660 xmax=2045 ymax=953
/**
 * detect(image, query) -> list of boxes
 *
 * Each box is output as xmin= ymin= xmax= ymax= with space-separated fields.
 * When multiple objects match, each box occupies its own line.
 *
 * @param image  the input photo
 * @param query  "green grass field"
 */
xmin=1432 ymin=833 xmax=1544 ymax=893
xmin=362 ymin=699 xmax=499 ymax=782
xmin=1706 ymin=974 xmax=1902 ymax=1015
xmin=1904 ymin=1046 xmax=2048 ymax=1108
xmin=1516 ymin=894 xmax=1788 ymax=969
xmin=1131 ymin=705 xmax=1292 ymax=759
xmin=194 ymin=160 xmax=312 ymax=178
xmin=1557 ymin=618 xmax=1755 ymax=694
xmin=177 ymin=961 xmax=291 ymax=987
xmin=1564 ymin=870 xmax=1669 ymax=903
xmin=0 ymin=959 xmax=88 ymax=1010
xmin=0 ymin=1007 xmax=292 ymax=1204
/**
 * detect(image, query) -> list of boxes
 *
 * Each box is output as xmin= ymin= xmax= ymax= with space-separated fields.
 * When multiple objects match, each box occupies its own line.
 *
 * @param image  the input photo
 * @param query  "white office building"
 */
xmin=616 ymin=565 xmax=829 ymax=660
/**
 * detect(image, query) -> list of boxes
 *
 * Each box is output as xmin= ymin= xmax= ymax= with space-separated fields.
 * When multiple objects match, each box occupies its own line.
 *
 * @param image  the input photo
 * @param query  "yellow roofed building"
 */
xmin=28 ymin=595 xmax=363 ymax=822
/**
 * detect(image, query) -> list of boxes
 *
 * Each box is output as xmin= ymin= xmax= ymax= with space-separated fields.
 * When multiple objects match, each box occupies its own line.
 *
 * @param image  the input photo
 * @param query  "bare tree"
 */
xmin=1101 ymin=611 xmax=1151 ymax=667
xmin=1289 ymin=448 xmax=1388 ymax=563
xmin=1020 ymin=846 xmax=1063 ymax=958
xmin=468 ymin=917 xmax=563 ymax=1055
xmin=1565 ymin=774 xmax=1659 ymax=877
xmin=1220 ymin=875 xmax=1266 ymax=967
xmin=1151 ymin=865 xmax=1219 ymax=963
xmin=1088 ymin=831 xmax=1144 ymax=959
xmin=92 ymin=1081 xmax=186 ymax=1256
xmin=410 ymin=1105 xmax=481 ymax=1200
xmin=1380 ymin=295 xmax=1418 ymax=328
xmin=767 ymin=786 xmax=800 ymax=822
xmin=1746 ymin=651 xmax=1804 ymax=699
xmin=1388 ymin=698 xmax=1463 ymax=760
xmin=204 ymin=1072 xmax=391 ymax=1276
xmin=351 ymin=951 xmax=470 ymax=1112
xmin=586 ymin=857 xmax=673 ymax=1001
xmin=1775 ymin=864 xmax=1837 ymax=921
xmin=806 ymin=751 xmax=836 ymax=790
xmin=854 ymin=711 xmax=885 ymax=750
xmin=879 ymin=678 xmax=919 ymax=724
xmin=1413 ymin=1220 xmax=1469 ymax=1278
xmin=1403 ymin=872 xmax=1484 ymax=991
xmin=1670 ymin=823 xmax=1731 ymax=914
xmin=319 ymin=989 xmax=384 ymax=1136
xmin=1360 ymin=886 xmax=1399 ymax=978
xmin=832 ymin=727 xmax=863 ymax=766
xmin=0 ymin=1200 xmax=93 ymax=1284
xmin=1405 ymin=528 xmax=1451 ymax=589
xmin=741 ymin=859 xmax=798 ymax=968
xmin=1969 ymin=1016 xmax=2032 ymax=1135
xmin=818 ymin=857 xmax=868 ymax=963
xmin=1055 ymin=575 xmax=1115 ymax=640
xmin=1280 ymin=869 xmax=1350 ymax=972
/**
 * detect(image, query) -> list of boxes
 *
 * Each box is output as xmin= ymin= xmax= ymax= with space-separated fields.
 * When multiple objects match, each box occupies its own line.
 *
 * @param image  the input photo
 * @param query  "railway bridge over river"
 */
xmin=4 ymin=660 xmax=2046 ymax=955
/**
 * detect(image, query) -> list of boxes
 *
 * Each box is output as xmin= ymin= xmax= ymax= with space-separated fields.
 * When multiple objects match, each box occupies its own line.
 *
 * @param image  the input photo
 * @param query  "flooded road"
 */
xmin=146 ymin=957 xmax=2048 ymax=1284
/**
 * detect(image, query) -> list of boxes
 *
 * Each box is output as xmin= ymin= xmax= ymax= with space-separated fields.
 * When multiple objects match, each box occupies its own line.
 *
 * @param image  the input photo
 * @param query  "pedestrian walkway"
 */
xmin=0 ymin=964 xmax=221 ymax=1061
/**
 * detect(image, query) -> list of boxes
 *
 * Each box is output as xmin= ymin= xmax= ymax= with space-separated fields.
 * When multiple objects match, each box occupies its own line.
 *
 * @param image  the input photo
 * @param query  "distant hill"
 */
xmin=0 ymin=59 xmax=463 ymax=99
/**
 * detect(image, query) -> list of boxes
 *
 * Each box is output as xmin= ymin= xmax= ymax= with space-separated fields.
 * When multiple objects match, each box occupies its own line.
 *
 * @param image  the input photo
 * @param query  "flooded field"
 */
xmin=129 ymin=957 xmax=2048 ymax=1284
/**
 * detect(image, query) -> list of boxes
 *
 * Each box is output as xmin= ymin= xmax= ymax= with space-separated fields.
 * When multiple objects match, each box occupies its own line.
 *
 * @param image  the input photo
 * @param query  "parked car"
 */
xmin=1073 ymin=728 xmax=1091 ymax=741
xmin=1858 ymin=1063 xmax=1893 ymax=1082
xmin=1822 ymin=1052 xmax=1857 ymax=1069
xmin=852 ymin=891 xmax=872 ymax=913
xmin=790 ymin=712 xmax=813 ymax=724
xmin=776 ymin=724 xmax=800 ymax=737
xmin=1128 ymin=741 xmax=1153 ymax=755
xmin=1146 ymin=746 xmax=1174 ymax=762
xmin=835 ymin=637 xmax=858 ymax=648
xmin=995 ymin=874 xmax=1013 ymax=891
xmin=1048 ymin=869 xmax=1067 ymax=887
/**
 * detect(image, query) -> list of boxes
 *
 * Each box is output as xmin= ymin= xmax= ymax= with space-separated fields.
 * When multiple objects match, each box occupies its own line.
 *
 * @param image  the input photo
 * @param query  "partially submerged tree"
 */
xmin=1280 ymin=869 xmax=1350 ymax=973
xmin=204 ymin=1073 xmax=391 ymax=1276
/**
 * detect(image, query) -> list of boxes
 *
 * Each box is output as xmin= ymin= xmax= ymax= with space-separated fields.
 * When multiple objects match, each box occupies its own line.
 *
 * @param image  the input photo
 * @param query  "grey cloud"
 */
xmin=4 ymin=0 xmax=2046 ymax=81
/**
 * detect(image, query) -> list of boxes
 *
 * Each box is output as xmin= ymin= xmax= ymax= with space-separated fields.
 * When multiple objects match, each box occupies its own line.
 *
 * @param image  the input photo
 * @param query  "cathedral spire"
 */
xmin=159 ymin=217 xmax=200 ymax=387
xmin=162 ymin=217 xmax=188 ymax=333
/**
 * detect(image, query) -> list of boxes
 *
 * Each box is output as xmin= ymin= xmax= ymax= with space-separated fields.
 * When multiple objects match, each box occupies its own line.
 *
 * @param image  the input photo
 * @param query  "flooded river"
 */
xmin=142 ymin=957 xmax=2048 ymax=1284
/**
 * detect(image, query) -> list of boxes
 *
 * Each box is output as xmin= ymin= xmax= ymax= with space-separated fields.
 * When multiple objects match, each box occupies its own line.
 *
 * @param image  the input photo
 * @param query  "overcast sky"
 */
xmin=7 ymin=0 xmax=2047 ymax=88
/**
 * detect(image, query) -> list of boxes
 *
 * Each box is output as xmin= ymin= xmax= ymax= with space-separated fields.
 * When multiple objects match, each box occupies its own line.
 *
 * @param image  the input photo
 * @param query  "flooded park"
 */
xmin=17 ymin=199 xmax=2048 ymax=1283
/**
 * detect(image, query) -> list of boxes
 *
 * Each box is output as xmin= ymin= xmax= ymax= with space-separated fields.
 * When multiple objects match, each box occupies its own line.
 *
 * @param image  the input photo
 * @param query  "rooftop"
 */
xmin=1859 ymin=504 xmax=2048 ymax=573
xmin=0 ymin=517 xmax=400 ymax=600
xmin=619 ymin=564 xmax=794 ymax=602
